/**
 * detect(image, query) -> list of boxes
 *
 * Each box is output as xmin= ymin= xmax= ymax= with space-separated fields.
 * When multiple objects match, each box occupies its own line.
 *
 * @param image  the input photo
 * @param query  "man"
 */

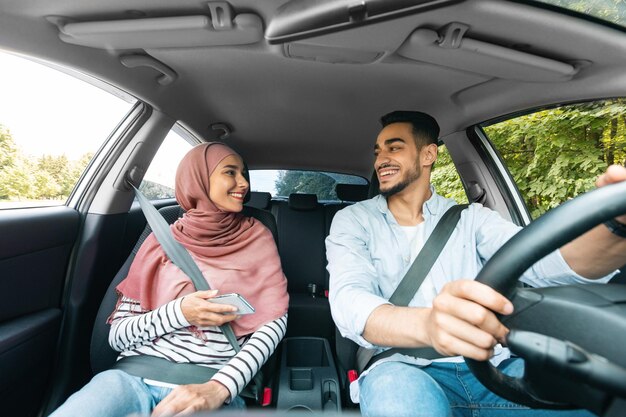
xmin=326 ymin=110 xmax=626 ymax=417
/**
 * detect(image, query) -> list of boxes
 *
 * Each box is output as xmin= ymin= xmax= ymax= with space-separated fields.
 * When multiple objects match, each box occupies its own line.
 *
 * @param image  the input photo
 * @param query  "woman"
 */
xmin=51 ymin=142 xmax=289 ymax=417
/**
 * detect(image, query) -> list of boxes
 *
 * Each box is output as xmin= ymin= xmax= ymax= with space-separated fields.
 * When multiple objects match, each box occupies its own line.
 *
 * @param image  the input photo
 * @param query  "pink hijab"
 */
xmin=117 ymin=143 xmax=288 ymax=336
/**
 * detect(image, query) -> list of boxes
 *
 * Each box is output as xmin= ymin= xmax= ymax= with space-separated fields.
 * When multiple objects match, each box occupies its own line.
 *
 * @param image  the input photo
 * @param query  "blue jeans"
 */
xmin=359 ymin=359 xmax=596 ymax=417
xmin=48 ymin=370 xmax=246 ymax=417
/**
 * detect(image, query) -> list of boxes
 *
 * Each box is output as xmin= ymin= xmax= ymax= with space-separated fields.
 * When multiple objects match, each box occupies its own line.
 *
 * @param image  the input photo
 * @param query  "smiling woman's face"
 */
xmin=209 ymin=154 xmax=249 ymax=212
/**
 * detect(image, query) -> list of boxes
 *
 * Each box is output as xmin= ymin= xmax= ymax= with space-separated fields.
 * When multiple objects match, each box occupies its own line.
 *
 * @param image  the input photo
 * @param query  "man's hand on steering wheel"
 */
xmin=427 ymin=279 xmax=514 ymax=360
xmin=597 ymin=165 xmax=626 ymax=224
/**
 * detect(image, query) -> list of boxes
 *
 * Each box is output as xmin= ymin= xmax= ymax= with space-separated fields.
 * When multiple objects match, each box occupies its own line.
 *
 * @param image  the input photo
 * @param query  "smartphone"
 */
xmin=210 ymin=293 xmax=255 ymax=315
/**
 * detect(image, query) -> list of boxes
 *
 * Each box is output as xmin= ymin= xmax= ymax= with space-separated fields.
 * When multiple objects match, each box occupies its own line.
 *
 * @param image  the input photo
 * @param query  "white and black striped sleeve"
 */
xmin=108 ymin=295 xmax=191 ymax=352
xmin=211 ymin=314 xmax=287 ymax=400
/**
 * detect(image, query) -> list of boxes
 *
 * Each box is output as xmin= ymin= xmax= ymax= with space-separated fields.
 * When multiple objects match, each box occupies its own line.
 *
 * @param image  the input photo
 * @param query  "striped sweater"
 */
xmin=109 ymin=295 xmax=287 ymax=400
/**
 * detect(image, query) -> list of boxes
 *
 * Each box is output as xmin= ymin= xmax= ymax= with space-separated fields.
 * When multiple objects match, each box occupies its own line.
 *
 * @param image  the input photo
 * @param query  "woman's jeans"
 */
xmin=359 ymin=358 xmax=596 ymax=417
xmin=48 ymin=370 xmax=246 ymax=417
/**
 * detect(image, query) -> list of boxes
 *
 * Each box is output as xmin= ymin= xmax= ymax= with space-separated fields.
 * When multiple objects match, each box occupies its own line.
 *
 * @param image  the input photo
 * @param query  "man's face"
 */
xmin=374 ymin=122 xmax=422 ymax=197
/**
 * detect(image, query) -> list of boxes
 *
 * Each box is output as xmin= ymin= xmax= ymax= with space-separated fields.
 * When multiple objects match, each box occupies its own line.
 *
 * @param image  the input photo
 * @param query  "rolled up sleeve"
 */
xmin=474 ymin=205 xmax=616 ymax=286
xmin=326 ymin=209 xmax=390 ymax=349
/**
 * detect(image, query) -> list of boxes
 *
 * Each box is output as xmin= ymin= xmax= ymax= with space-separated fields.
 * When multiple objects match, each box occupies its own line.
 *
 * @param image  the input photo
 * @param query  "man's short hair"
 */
xmin=380 ymin=110 xmax=440 ymax=148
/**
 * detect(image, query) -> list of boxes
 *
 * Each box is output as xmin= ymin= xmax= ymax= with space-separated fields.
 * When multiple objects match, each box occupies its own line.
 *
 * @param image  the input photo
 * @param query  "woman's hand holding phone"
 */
xmin=181 ymin=290 xmax=239 ymax=327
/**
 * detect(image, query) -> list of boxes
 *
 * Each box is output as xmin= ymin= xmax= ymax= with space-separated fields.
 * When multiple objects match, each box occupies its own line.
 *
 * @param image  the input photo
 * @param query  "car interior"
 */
xmin=1 ymin=0 xmax=626 ymax=416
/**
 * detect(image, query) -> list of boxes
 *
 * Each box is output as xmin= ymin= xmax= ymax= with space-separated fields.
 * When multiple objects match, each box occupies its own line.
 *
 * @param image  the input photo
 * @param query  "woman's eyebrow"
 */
xmin=221 ymin=164 xmax=241 ymax=170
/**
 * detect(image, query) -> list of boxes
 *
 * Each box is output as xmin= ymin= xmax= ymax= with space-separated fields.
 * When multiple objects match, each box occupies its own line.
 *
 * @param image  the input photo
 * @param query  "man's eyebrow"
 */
xmin=385 ymin=138 xmax=405 ymax=145
xmin=375 ymin=137 xmax=406 ymax=150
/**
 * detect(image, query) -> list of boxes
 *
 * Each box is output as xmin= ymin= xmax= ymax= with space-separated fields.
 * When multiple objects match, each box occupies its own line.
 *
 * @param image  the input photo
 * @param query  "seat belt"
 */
xmin=356 ymin=204 xmax=468 ymax=373
xmin=113 ymin=185 xmax=263 ymax=402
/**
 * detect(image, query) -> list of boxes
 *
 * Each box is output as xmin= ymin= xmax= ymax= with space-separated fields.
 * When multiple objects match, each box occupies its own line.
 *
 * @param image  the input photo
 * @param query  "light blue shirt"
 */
xmin=326 ymin=189 xmax=612 ymax=350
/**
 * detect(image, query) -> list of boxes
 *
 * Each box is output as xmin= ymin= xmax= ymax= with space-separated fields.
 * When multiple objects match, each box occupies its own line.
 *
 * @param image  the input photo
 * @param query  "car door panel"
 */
xmin=0 ymin=206 xmax=80 ymax=417
xmin=41 ymin=199 xmax=178 ymax=414
xmin=0 ymin=309 xmax=61 ymax=417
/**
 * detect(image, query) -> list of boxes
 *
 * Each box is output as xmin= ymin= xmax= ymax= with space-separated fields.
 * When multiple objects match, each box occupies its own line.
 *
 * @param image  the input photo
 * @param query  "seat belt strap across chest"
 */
xmin=356 ymin=204 xmax=468 ymax=373
xmin=132 ymin=185 xmax=240 ymax=349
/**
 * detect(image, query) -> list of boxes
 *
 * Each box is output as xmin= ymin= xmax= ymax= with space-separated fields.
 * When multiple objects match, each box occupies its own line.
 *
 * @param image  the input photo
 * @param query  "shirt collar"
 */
xmin=375 ymin=185 xmax=445 ymax=218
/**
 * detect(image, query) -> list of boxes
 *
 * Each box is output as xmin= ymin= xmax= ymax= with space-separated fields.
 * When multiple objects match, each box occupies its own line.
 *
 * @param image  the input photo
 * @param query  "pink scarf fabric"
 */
xmin=117 ymin=143 xmax=288 ymax=336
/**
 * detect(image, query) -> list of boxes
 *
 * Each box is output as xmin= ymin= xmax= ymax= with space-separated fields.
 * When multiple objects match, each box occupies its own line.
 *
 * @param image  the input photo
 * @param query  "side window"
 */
xmin=431 ymin=145 xmax=469 ymax=204
xmin=482 ymin=99 xmax=626 ymax=218
xmin=139 ymin=128 xmax=194 ymax=200
xmin=0 ymin=51 xmax=135 ymax=209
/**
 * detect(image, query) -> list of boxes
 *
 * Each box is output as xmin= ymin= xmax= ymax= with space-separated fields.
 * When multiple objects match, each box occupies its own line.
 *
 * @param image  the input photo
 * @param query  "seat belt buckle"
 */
xmin=261 ymin=387 xmax=272 ymax=406
xmin=347 ymin=369 xmax=358 ymax=383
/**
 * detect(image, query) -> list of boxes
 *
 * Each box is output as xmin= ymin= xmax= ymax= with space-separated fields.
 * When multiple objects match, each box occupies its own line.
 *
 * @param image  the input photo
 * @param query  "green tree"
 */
xmin=140 ymin=180 xmax=175 ymax=200
xmin=0 ymin=124 xmax=17 ymax=170
xmin=37 ymin=154 xmax=73 ymax=198
xmin=484 ymin=99 xmax=626 ymax=218
xmin=0 ymin=158 xmax=32 ymax=200
xmin=542 ymin=0 xmax=626 ymax=26
xmin=31 ymin=170 xmax=61 ymax=200
xmin=0 ymin=125 xmax=32 ymax=200
xmin=431 ymin=147 xmax=469 ymax=204
xmin=275 ymin=171 xmax=337 ymax=200
xmin=0 ymin=124 xmax=95 ymax=202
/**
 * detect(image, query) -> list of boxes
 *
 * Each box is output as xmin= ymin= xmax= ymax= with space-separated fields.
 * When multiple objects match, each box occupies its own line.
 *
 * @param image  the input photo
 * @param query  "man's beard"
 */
xmin=380 ymin=165 xmax=420 ymax=198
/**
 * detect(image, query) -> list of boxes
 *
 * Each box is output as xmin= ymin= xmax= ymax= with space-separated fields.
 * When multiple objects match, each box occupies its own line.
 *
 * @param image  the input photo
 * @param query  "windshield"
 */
xmin=523 ymin=0 xmax=626 ymax=30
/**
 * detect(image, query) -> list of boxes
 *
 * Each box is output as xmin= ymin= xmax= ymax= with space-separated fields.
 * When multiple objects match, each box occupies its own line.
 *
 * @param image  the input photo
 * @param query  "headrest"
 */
xmin=246 ymin=191 xmax=272 ymax=209
xmin=336 ymin=184 xmax=369 ymax=202
xmin=288 ymin=193 xmax=318 ymax=211
xmin=368 ymin=171 xmax=380 ymax=199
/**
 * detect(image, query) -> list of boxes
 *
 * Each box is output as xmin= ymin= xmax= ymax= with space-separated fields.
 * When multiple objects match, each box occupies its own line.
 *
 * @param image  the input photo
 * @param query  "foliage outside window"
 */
xmin=431 ymin=146 xmax=469 ymax=204
xmin=483 ymin=99 xmax=626 ymax=219
xmin=529 ymin=0 xmax=626 ymax=29
xmin=0 ymin=126 xmax=94 ymax=204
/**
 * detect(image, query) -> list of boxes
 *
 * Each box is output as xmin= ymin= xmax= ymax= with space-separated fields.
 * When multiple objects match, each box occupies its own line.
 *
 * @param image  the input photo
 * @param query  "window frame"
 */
xmin=468 ymin=126 xmax=532 ymax=226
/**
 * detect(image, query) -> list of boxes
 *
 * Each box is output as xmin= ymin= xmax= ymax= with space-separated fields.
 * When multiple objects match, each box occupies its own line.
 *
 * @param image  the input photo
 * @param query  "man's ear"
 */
xmin=422 ymin=143 xmax=438 ymax=167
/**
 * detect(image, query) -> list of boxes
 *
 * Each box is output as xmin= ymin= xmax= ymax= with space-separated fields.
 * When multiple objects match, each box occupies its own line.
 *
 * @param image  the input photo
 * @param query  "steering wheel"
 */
xmin=464 ymin=180 xmax=626 ymax=413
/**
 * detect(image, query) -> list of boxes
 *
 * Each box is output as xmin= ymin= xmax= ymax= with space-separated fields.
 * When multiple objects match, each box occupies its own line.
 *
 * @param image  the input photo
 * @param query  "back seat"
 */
xmin=268 ymin=185 xmax=369 ymax=343
xmin=271 ymin=193 xmax=334 ymax=341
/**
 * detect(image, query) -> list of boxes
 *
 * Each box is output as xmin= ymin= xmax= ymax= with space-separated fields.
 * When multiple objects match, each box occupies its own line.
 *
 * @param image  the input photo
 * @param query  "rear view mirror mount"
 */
xmin=265 ymin=0 xmax=464 ymax=44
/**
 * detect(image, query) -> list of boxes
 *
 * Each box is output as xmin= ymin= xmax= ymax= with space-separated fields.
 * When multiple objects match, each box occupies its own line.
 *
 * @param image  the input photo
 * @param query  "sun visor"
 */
xmin=52 ymin=5 xmax=263 ymax=49
xmin=397 ymin=23 xmax=579 ymax=82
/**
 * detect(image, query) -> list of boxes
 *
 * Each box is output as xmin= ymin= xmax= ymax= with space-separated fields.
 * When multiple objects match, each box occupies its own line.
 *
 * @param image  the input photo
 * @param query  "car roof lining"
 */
xmin=1 ymin=0 xmax=626 ymax=179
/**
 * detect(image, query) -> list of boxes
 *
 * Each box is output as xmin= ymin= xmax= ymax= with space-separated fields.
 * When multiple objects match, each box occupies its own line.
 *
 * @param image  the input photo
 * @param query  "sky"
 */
xmin=0 ymin=51 xmax=133 ymax=160
xmin=0 ymin=49 xmax=286 ymax=196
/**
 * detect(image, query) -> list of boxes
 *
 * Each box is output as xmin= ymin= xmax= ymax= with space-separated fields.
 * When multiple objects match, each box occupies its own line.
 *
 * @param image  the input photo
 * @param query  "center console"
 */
xmin=275 ymin=337 xmax=342 ymax=413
